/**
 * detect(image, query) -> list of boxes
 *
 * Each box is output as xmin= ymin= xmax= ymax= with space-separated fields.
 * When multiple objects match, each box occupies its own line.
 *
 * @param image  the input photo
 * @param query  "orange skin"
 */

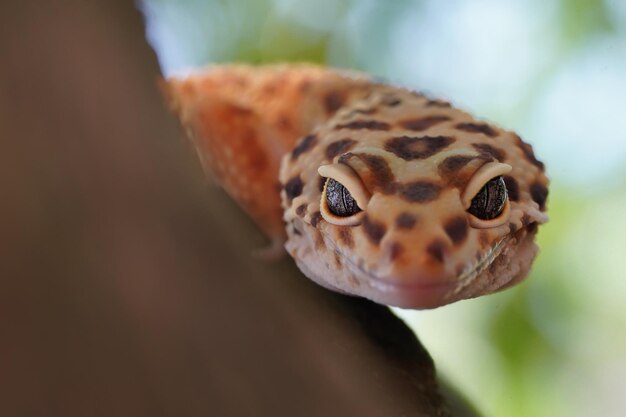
xmin=165 ymin=64 xmax=548 ymax=308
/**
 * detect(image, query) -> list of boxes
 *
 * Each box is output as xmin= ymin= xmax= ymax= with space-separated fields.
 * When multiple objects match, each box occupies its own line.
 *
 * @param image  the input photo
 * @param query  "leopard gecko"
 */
xmin=164 ymin=64 xmax=549 ymax=309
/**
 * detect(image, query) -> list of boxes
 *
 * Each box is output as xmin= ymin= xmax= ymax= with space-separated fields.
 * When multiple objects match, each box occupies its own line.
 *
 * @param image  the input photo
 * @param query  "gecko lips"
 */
xmin=334 ymin=226 xmax=540 ymax=309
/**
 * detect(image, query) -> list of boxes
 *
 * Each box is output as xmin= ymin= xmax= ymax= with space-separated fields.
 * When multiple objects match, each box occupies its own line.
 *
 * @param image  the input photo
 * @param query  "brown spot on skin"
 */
xmin=400 ymin=115 xmax=451 ymax=131
xmin=384 ymin=135 xmax=455 ymax=161
xmin=425 ymin=99 xmax=451 ymax=108
xmin=472 ymin=143 xmax=506 ymax=161
xmin=335 ymin=120 xmax=391 ymax=131
xmin=509 ymin=223 xmax=518 ymax=234
xmin=438 ymin=155 xmax=475 ymax=177
xmin=527 ymin=222 xmax=538 ymax=233
xmin=291 ymin=134 xmax=317 ymax=160
xmin=315 ymin=232 xmax=326 ymax=250
xmin=284 ymin=176 xmax=303 ymax=203
xmin=530 ymin=182 xmax=549 ymax=210
xmin=292 ymin=222 xmax=302 ymax=236
xmin=397 ymin=181 xmax=441 ymax=203
xmin=227 ymin=104 xmax=254 ymax=116
xmin=361 ymin=154 xmax=395 ymax=190
xmin=389 ymin=242 xmax=404 ymax=261
xmin=444 ymin=217 xmax=469 ymax=246
xmin=238 ymin=130 xmax=269 ymax=171
xmin=426 ymin=240 xmax=447 ymax=263
xmin=515 ymin=135 xmax=545 ymax=170
xmin=342 ymin=153 xmax=395 ymax=191
xmin=324 ymin=91 xmax=346 ymax=114
xmin=251 ymin=153 xmax=268 ymax=171
xmin=502 ymin=176 xmax=519 ymax=201
xmin=455 ymin=122 xmax=498 ymax=138
xmin=395 ymin=212 xmax=417 ymax=230
xmin=362 ymin=215 xmax=387 ymax=245
xmin=318 ymin=176 xmax=326 ymax=192
xmin=438 ymin=154 xmax=492 ymax=187
xmin=325 ymin=139 xmax=357 ymax=160
xmin=278 ymin=114 xmax=293 ymax=131
xmin=310 ymin=211 xmax=323 ymax=228
xmin=296 ymin=204 xmax=308 ymax=217
xmin=337 ymin=227 xmax=355 ymax=248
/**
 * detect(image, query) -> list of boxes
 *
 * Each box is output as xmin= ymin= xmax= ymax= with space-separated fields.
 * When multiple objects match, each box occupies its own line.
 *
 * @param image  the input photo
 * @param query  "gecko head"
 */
xmin=280 ymin=88 xmax=549 ymax=309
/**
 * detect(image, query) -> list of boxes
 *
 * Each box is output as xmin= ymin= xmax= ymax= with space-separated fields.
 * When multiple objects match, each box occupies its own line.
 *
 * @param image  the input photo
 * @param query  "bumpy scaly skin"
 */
xmin=166 ymin=64 xmax=549 ymax=309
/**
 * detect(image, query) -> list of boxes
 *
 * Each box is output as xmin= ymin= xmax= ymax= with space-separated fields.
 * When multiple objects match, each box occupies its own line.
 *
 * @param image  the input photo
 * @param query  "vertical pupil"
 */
xmin=325 ymin=178 xmax=360 ymax=217
xmin=468 ymin=176 xmax=507 ymax=220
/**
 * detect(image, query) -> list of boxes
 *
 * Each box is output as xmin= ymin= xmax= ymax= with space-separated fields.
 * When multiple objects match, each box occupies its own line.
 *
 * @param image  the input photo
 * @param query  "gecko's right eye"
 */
xmin=325 ymin=178 xmax=361 ymax=217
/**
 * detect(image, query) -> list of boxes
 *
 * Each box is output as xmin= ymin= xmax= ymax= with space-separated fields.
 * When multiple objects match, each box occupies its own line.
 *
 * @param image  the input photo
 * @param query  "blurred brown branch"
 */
xmin=0 ymin=1 xmax=474 ymax=416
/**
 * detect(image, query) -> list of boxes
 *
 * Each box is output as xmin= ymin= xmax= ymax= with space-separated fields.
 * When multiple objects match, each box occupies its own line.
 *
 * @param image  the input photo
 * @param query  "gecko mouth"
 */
xmin=448 ymin=225 xmax=539 ymax=301
xmin=323 ymin=224 xmax=538 ymax=309
xmin=450 ymin=237 xmax=510 ymax=295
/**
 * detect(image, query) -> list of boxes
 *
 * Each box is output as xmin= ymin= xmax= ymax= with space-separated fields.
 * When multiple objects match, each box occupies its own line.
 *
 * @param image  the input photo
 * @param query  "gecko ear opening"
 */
xmin=318 ymin=164 xmax=371 ymax=226
xmin=463 ymin=162 xmax=512 ymax=229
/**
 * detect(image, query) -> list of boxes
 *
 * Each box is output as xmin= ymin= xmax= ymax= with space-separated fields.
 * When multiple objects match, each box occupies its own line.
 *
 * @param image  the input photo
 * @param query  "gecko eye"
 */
xmin=462 ymin=162 xmax=512 ymax=228
xmin=467 ymin=176 xmax=507 ymax=220
xmin=325 ymin=178 xmax=361 ymax=217
xmin=318 ymin=163 xmax=370 ymax=226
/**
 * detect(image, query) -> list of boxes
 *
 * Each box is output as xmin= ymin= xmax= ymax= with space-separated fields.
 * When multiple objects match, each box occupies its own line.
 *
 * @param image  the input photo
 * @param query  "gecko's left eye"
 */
xmin=467 ymin=176 xmax=507 ymax=220
xmin=325 ymin=178 xmax=361 ymax=217
xmin=462 ymin=162 xmax=512 ymax=228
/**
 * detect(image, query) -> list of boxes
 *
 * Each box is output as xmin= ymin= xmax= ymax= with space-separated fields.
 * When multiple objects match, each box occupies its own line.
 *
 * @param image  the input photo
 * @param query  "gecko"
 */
xmin=164 ymin=63 xmax=549 ymax=309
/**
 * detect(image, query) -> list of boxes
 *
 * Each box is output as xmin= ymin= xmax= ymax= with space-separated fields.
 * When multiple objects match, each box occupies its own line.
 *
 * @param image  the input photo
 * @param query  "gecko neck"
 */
xmin=166 ymin=64 xmax=373 ymax=239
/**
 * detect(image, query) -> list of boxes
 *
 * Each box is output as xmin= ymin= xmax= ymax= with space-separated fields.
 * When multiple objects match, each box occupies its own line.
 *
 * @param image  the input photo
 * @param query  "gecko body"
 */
xmin=166 ymin=64 xmax=548 ymax=309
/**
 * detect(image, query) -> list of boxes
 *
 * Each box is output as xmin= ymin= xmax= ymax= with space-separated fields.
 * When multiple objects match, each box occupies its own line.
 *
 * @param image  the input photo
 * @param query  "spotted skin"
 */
xmin=165 ymin=64 xmax=549 ymax=309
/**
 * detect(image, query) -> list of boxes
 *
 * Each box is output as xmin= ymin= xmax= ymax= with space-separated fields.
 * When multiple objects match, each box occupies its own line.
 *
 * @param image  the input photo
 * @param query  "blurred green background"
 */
xmin=140 ymin=1 xmax=626 ymax=416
